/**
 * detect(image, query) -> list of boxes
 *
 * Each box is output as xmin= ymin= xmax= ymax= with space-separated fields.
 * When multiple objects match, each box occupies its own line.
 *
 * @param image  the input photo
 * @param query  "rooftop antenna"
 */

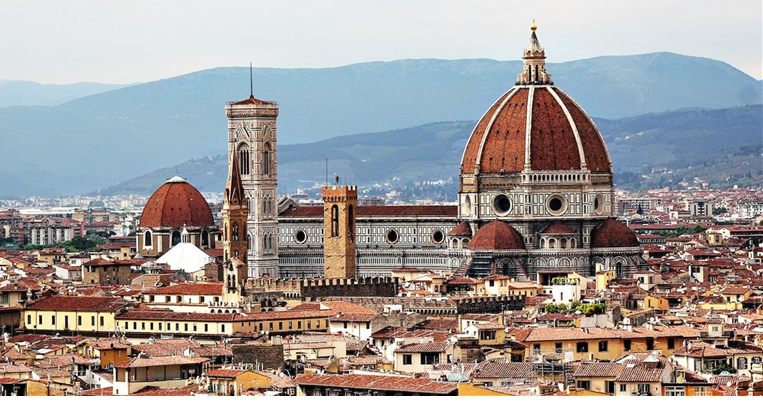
xmin=249 ymin=62 xmax=254 ymax=98
xmin=325 ymin=159 xmax=328 ymax=186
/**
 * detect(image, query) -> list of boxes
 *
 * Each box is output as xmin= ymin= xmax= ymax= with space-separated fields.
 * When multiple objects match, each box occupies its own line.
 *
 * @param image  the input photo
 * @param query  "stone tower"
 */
xmin=322 ymin=185 xmax=357 ymax=279
xmin=225 ymin=91 xmax=279 ymax=278
xmin=222 ymin=150 xmax=248 ymax=263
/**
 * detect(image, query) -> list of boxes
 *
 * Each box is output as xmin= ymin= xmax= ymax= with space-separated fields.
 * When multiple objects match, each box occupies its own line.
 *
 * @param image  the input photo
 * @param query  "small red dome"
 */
xmin=468 ymin=220 xmax=526 ymax=251
xmin=590 ymin=218 xmax=640 ymax=248
xmin=448 ymin=221 xmax=472 ymax=237
xmin=140 ymin=176 xmax=214 ymax=229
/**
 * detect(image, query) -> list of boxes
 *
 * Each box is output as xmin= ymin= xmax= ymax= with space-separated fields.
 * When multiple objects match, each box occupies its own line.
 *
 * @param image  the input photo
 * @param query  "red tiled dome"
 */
xmin=140 ymin=176 xmax=214 ymax=229
xmin=448 ymin=221 xmax=472 ymax=237
xmin=468 ymin=220 xmax=526 ymax=251
xmin=540 ymin=221 xmax=576 ymax=234
xmin=590 ymin=218 xmax=640 ymax=248
xmin=461 ymin=86 xmax=611 ymax=175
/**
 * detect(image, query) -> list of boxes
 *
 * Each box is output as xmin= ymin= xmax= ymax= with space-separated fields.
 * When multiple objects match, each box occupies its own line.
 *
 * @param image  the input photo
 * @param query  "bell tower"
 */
xmin=225 ymin=84 xmax=279 ymax=278
xmin=222 ymin=150 xmax=248 ymax=263
xmin=322 ymin=184 xmax=357 ymax=279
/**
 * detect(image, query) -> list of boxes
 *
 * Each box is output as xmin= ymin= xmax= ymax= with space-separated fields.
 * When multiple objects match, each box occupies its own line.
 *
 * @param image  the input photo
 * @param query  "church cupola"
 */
xmin=516 ymin=21 xmax=553 ymax=85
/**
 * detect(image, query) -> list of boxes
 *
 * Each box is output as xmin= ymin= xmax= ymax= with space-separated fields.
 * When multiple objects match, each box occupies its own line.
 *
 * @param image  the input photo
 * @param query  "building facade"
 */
xmin=225 ymin=94 xmax=280 ymax=278
xmin=251 ymin=24 xmax=644 ymax=280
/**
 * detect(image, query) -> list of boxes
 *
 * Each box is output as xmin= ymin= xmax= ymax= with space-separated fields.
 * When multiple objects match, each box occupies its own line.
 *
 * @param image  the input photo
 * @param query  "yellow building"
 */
xmin=507 ymin=281 xmax=538 ymax=297
xmin=249 ymin=310 xmax=331 ymax=335
xmin=206 ymin=368 xmax=272 ymax=395
xmin=514 ymin=325 xmax=701 ymax=361
xmin=644 ymin=295 xmax=670 ymax=310
xmin=596 ymin=270 xmax=616 ymax=292
xmin=116 ymin=310 xmax=254 ymax=337
xmin=458 ymin=382 xmax=511 ymax=396
xmin=22 ymin=296 xmax=129 ymax=334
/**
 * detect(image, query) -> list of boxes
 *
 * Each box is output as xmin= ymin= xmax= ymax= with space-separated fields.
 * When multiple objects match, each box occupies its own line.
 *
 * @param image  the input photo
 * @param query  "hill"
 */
xmin=0 ymin=80 xmax=132 ymax=108
xmin=0 ymin=54 xmax=760 ymax=196
xmin=97 ymin=104 xmax=763 ymax=198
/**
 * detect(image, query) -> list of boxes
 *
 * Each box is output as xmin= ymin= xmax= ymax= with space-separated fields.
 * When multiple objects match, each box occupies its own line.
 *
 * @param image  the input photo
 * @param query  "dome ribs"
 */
xmin=140 ymin=180 xmax=215 ymax=228
xmin=479 ymin=88 xmax=528 ymax=173
xmin=555 ymin=90 xmax=611 ymax=173
xmin=462 ymin=91 xmax=512 ymax=174
xmin=530 ymin=88 xmax=580 ymax=171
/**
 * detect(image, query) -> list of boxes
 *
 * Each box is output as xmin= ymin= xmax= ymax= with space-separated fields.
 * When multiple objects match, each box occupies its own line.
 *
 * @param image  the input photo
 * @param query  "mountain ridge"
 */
xmin=0 ymin=53 xmax=760 ymax=197
xmin=93 ymin=104 xmax=763 ymax=198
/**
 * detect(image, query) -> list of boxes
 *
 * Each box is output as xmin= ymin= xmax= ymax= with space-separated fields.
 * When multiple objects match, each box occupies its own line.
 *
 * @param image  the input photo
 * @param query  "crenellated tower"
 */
xmin=322 ymin=185 xmax=358 ymax=279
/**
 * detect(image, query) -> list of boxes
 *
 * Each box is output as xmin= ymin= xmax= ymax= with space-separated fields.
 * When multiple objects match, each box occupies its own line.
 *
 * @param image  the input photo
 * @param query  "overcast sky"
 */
xmin=1 ymin=0 xmax=761 ymax=84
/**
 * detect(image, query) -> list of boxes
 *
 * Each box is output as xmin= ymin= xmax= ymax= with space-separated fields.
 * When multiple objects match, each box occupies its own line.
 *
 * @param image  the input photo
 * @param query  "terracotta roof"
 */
xmin=206 ymin=368 xmax=247 ymax=378
xmin=590 ymin=218 xmax=640 ymax=248
xmin=719 ymin=287 xmax=751 ymax=295
xmin=132 ymin=384 xmax=208 ymax=396
xmin=292 ymin=374 xmax=457 ymax=394
xmin=250 ymin=310 xmax=332 ymax=321
xmin=83 ymin=258 xmax=114 ymax=266
xmin=0 ymin=363 xmax=32 ymax=374
xmin=573 ymin=362 xmax=624 ymax=377
xmin=331 ymin=313 xmax=376 ymax=322
xmin=113 ymin=355 xmax=210 ymax=369
xmin=461 ymin=86 xmax=610 ymax=175
xmin=540 ymin=221 xmax=576 ymax=234
xmin=280 ymin=205 xmax=457 ymax=218
xmin=144 ymin=282 xmax=223 ymax=296
xmin=468 ymin=220 xmax=526 ymax=251
xmin=414 ymin=318 xmax=458 ymax=331
xmin=471 ymin=360 xmax=535 ymax=379
xmin=116 ymin=310 xmax=246 ymax=322
xmin=139 ymin=177 xmax=214 ymax=229
xmin=229 ymin=95 xmax=275 ymax=106
xmin=394 ymin=341 xmax=449 ymax=353
xmin=25 ymin=296 xmax=128 ymax=312
xmin=448 ymin=221 xmax=472 ymax=236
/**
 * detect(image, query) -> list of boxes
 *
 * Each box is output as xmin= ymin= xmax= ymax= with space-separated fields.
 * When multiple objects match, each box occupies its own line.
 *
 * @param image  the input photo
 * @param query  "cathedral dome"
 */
xmin=590 ymin=218 xmax=640 ymax=248
xmin=468 ymin=220 xmax=526 ymax=251
xmin=140 ymin=176 xmax=215 ymax=229
xmin=460 ymin=26 xmax=611 ymax=177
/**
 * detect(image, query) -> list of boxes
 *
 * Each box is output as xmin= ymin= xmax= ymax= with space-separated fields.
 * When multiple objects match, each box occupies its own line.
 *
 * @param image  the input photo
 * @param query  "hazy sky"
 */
xmin=1 ymin=0 xmax=761 ymax=84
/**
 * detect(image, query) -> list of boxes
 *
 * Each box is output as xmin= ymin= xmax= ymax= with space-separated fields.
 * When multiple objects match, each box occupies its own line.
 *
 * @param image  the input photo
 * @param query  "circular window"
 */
xmin=492 ymin=194 xmax=512 ymax=216
xmin=386 ymin=229 xmax=399 ymax=244
xmin=594 ymin=193 xmax=605 ymax=215
xmin=294 ymin=230 xmax=307 ymax=244
xmin=432 ymin=230 xmax=445 ymax=244
xmin=546 ymin=194 xmax=568 ymax=216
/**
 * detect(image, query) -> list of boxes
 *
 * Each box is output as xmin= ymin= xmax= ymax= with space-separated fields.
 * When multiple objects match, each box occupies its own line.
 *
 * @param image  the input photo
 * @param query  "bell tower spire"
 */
xmin=517 ymin=21 xmax=553 ymax=85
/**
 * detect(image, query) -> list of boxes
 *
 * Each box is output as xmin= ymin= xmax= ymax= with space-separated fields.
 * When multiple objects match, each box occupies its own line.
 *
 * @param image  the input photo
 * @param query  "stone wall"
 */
xmin=231 ymin=343 xmax=284 ymax=371
xmin=301 ymin=277 xmax=398 ymax=300
xmin=454 ymin=295 xmax=525 ymax=314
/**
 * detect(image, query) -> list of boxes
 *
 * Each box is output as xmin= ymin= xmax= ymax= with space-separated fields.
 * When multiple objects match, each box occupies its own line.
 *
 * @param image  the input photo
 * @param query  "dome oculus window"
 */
xmin=492 ymin=194 xmax=512 ymax=216
xmin=431 ymin=230 xmax=445 ymax=244
xmin=386 ymin=229 xmax=399 ymax=244
xmin=546 ymin=194 xmax=568 ymax=216
xmin=594 ymin=193 xmax=605 ymax=215
xmin=294 ymin=229 xmax=307 ymax=244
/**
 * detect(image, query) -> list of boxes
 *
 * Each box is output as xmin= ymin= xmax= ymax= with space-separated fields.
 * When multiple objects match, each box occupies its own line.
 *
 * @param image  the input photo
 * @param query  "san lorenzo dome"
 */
xmin=140 ymin=176 xmax=214 ymax=229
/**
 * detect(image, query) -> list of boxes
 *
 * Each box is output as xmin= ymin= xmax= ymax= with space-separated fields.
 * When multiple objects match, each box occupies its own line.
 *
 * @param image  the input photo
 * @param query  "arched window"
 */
xmin=202 ymin=230 xmax=209 ymax=246
xmin=331 ymin=204 xmax=339 ymax=237
xmin=238 ymin=146 xmax=250 ymax=175
xmin=347 ymin=205 xmax=354 ymax=241
xmin=616 ymin=262 xmax=623 ymax=275
xmin=144 ymin=230 xmax=153 ymax=248
xmin=233 ymin=225 xmax=239 ymax=241
xmin=262 ymin=143 xmax=271 ymax=175
xmin=171 ymin=230 xmax=181 ymax=246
